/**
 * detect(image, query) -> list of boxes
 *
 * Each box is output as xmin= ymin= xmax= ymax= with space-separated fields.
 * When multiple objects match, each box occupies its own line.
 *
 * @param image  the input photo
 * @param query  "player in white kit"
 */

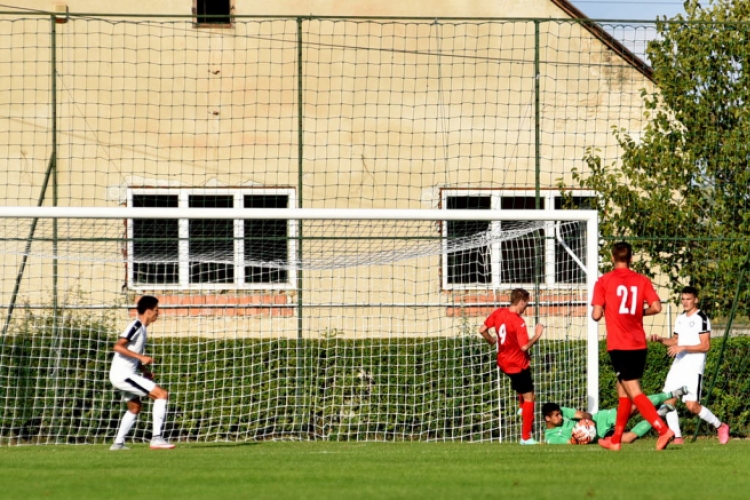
xmin=109 ymin=295 xmax=175 ymax=450
xmin=651 ymin=286 xmax=729 ymax=444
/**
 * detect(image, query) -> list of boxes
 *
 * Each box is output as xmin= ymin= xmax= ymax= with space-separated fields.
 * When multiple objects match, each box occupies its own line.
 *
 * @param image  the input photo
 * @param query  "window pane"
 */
xmin=244 ymin=195 xmax=288 ymax=284
xmin=132 ymin=195 xmax=179 ymax=284
xmin=196 ymin=0 xmax=231 ymax=24
xmin=500 ymin=196 xmax=544 ymax=284
xmin=446 ymin=196 xmax=491 ymax=285
xmin=554 ymin=196 xmax=595 ymax=284
xmin=189 ymin=195 xmax=234 ymax=284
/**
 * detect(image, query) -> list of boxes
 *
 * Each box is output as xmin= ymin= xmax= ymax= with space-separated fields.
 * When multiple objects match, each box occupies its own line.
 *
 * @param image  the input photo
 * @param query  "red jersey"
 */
xmin=483 ymin=308 xmax=530 ymax=374
xmin=592 ymin=267 xmax=661 ymax=351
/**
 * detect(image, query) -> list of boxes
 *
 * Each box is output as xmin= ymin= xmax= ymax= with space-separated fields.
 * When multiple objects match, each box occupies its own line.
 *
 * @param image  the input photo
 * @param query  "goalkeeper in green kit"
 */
xmin=543 ymin=387 xmax=687 ymax=445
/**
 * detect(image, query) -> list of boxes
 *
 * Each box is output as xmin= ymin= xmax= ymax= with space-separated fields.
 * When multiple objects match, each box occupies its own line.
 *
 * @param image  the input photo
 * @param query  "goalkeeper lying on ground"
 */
xmin=543 ymin=387 xmax=687 ymax=445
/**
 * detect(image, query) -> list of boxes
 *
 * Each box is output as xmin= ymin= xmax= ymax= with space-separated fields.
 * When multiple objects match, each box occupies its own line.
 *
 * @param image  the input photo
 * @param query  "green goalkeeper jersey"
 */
xmin=544 ymin=407 xmax=615 ymax=444
xmin=544 ymin=392 xmax=672 ymax=444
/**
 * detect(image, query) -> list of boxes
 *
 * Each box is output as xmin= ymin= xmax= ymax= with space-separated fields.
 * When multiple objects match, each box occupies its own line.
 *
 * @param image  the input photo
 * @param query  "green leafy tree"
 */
xmin=564 ymin=0 xmax=750 ymax=317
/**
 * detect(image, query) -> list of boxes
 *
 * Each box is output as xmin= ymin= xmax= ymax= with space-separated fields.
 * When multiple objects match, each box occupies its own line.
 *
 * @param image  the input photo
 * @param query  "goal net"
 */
xmin=0 ymin=207 xmax=597 ymax=445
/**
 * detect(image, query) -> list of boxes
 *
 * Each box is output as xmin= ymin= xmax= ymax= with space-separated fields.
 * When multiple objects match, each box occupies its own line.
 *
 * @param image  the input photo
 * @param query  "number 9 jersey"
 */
xmin=592 ymin=267 xmax=661 ymax=351
xmin=483 ymin=307 xmax=530 ymax=374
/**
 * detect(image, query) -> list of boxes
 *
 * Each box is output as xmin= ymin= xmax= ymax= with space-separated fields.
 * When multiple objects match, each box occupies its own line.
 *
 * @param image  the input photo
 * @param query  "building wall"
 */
xmin=0 ymin=1 xmax=658 ymax=339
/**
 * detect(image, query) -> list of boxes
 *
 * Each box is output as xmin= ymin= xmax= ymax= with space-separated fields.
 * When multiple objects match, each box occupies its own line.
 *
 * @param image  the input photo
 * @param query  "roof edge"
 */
xmin=549 ymin=0 xmax=654 ymax=81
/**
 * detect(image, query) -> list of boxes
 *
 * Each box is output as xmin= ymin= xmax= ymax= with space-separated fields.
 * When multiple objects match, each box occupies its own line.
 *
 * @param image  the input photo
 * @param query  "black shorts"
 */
xmin=608 ymin=349 xmax=648 ymax=381
xmin=505 ymin=368 xmax=534 ymax=394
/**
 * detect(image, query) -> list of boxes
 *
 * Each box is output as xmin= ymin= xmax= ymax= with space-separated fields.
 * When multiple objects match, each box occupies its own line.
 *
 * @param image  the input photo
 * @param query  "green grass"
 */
xmin=0 ymin=439 xmax=748 ymax=500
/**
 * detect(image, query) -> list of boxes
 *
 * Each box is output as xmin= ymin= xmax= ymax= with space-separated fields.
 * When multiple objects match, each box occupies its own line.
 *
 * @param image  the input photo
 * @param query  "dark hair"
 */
xmin=542 ymin=402 xmax=561 ymax=418
xmin=510 ymin=288 xmax=531 ymax=305
xmin=611 ymin=241 xmax=633 ymax=263
xmin=136 ymin=295 xmax=159 ymax=315
xmin=681 ymin=286 xmax=699 ymax=297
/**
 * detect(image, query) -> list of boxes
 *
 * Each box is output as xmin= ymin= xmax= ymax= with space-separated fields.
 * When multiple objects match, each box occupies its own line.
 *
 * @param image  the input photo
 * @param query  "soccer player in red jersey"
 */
xmin=591 ymin=241 xmax=674 ymax=451
xmin=479 ymin=288 xmax=545 ymax=445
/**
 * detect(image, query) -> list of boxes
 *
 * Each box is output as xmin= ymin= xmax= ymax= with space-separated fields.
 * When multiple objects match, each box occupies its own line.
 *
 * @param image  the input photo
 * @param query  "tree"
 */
xmin=564 ymin=0 xmax=750 ymax=317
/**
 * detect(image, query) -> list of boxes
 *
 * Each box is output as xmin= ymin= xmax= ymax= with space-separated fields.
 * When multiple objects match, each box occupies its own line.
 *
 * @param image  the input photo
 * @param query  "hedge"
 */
xmin=0 ymin=313 xmax=747 ymax=443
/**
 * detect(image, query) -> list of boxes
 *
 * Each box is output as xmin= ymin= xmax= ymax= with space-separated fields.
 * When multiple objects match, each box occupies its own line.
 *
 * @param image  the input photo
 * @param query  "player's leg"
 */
xmin=508 ymin=369 xmax=536 ymax=444
xmin=603 ymin=351 xmax=637 ymax=449
xmin=683 ymin=374 xmax=729 ymax=444
xmin=111 ymin=398 xmax=141 ymax=450
xmin=110 ymin=376 xmax=151 ymax=450
xmin=623 ymin=419 xmax=654 ymax=443
xmin=661 ymin=362 xmax=689 ymax=442
xmin=148 ymin=385 xmax=175 ymax=449
xmin=611 ymin=379 xmax=633 ymax=446
xmin=517 ymin=394 xmax=524 ymax=415
xmin=646 ymin=391 xmax=676 ymax=408
xmin=614 ymin=350 xmax=673 ymax=450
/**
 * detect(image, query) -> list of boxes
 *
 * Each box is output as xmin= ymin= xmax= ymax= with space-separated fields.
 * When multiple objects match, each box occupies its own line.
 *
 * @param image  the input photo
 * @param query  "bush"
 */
xmin=2 ymin=309 xmax=747 ymax=444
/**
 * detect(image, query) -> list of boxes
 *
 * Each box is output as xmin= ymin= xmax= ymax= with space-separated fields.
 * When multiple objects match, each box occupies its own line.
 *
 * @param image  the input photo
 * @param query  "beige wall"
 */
xmin=13 ymin=0 xmax=571 ymax=18
xmin=0 ymin=2 xmax=662 ymax=339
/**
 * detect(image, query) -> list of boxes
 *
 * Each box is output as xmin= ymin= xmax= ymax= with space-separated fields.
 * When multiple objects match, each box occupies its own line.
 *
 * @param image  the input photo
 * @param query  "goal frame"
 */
xmin=0 ymin=206 xmax=600 ymax=415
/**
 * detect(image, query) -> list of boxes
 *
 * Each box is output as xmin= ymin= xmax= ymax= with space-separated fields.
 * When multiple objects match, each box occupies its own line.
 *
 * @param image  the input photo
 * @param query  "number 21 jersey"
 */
xmin=592 ymin=268 xmax=660 ymax=351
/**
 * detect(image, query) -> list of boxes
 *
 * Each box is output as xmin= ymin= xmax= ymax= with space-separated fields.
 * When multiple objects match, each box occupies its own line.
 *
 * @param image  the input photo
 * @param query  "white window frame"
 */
xmin=441 ymin=189 xmax=594 ymax=291
xmin=127 ymin=187 xmax=297 ymax=291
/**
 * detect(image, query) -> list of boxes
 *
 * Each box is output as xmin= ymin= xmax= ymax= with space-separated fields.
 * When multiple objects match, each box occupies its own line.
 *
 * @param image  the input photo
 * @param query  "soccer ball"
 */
xmin=572 ymin=419 xmax=597 ymax=444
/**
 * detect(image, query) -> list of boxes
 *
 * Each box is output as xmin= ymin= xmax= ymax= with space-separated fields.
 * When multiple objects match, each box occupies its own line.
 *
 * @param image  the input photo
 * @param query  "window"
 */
xmin=442 ymin=190 xmax=594 ymax=289
xmin=194 ymin=0 xmax=232 ymax=26
xmin=128 ymin=188 xmax=295 ymax=290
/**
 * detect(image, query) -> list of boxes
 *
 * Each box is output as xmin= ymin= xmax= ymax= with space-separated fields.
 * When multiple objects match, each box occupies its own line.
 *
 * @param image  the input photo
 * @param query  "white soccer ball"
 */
xmin=572 ymin=419 xmax=597 ymax=444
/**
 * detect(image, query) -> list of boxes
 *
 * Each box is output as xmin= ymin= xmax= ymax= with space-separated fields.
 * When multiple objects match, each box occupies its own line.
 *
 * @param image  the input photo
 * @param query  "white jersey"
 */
xmin=672 ymin=309 xmax=711 ymax=375
xmin=109 ymin=319 xmax=147 ymax=381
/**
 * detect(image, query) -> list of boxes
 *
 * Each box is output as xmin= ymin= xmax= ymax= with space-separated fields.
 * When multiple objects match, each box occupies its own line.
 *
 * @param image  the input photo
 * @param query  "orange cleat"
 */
xmin=656 ymin=429 xmax=675 ymax=451
xmin=597 ymin=437 xmax=621 ymax=451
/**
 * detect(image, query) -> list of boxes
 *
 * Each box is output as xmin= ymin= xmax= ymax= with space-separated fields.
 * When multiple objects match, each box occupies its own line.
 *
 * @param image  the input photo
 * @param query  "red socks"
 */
xmin=522 ymin=401 xmax=535 ymax=440
xmin=611 ymin=397 xmax=631 ymax=444
xmin=633 ymin=393 xmax=668 ymax=434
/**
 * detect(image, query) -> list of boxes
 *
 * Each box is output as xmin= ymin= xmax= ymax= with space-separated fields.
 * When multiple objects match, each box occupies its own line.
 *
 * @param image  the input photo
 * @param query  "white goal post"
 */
xmin=0 ymin=207 xmax=598 ymax=444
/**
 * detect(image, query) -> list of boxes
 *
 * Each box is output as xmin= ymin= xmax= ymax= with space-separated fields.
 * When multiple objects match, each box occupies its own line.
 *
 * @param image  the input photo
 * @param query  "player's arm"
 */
xmin=643 ymin=299 xmax=662 ymax=316
xmin=591 ymin=305 xmax=603 ymax=322
xmin=520 ymin=323 xmax=544 ymax=352
xmin=650 ymin=333 xmax=678 ymax=347
xmin=478 ymin=325 xmax=497 ymax=347
xmin=573 ymin=410 xmax=593 ymax=420
xmin=113 ymin=338 xmax=154 ymax=366
xmin=667 ymin=331 xmax=710 ymax=357
xmin=590 ymin=280 xmax=604 ymax=321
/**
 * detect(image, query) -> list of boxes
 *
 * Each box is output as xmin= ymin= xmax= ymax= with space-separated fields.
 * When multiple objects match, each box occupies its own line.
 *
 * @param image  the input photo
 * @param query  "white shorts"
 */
xmin=111 ymin=373 xmax=157 ymax=402
xmin=662 ymin=362 xmax=702 ymax=403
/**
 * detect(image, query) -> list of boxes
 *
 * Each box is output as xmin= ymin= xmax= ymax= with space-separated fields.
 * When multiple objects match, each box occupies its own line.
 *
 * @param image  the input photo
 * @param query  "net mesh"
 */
xmin=0 ymin=214 xmax=592 ymax=444
xmin=0 ymin=13 xmax=615 ymax=444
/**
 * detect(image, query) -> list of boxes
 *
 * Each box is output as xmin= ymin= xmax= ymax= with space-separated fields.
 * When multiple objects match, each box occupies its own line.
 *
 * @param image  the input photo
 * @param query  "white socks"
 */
xmin=666 ymin=410 xmax=682 ymax=438
xmin=115 ymin=411 xmax=138 ymax=444
xmin=153 ymin=398 xmax=167 ymax=437
xmin=665 ymin=405 xmax=722 ymax=438
xmin=698 ymin=406 xmax=721 ymax=428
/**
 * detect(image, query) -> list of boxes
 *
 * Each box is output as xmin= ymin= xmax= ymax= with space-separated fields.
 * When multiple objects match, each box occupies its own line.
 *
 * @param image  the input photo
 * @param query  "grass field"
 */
xmin=1 ymin=439 xmax=748 ymax=500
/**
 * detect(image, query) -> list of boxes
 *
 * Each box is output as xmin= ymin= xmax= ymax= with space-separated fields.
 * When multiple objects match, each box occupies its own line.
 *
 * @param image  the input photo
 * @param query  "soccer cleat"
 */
xmin=149 ymin=436 xmax=175 ymax=450
xmin=109 ymin=442 xmax=129 ymax=451
xmin=671 ymin=386 xmax=689 ymax=399
xmin=656 ymin=429 xmax=675 ymax=451
xmin=519 ymin=438 xmax=539 ymax=445
xmin=657 ymin=403 xmax=676 ymax=417
xmin=597 ymin=437 xmax=621 ymax=451
xmin=672 ymin=437 xmax=684 ymax=445
xmin=717 ymin=423 xmax=730 ymax=444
